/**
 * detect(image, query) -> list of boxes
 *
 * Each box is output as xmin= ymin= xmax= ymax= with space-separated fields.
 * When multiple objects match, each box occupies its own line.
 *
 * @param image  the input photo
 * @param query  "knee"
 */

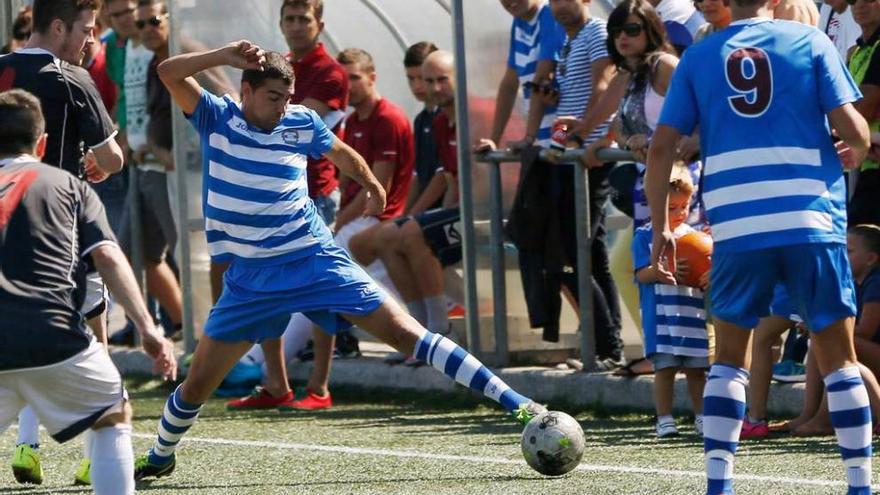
xmin=92 ymin=400 xmax=132 ymax=429
xmin=349 ymin=231 xmax=371 ymax=265
xmin=374 ymin=223 xmax=400 ymax=253
xmin=400 ymin=221 xmax=425 ymax=248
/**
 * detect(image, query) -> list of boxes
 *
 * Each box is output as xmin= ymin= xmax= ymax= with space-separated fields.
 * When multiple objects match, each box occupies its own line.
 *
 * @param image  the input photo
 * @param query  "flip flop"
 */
xmin=613 ymin=357 xmax=653 ymax=377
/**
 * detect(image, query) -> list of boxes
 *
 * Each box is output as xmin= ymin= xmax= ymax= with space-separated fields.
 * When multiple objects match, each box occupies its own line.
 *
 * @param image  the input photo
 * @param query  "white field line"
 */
xmin=131 ymin=433 xmax=863 ymax=489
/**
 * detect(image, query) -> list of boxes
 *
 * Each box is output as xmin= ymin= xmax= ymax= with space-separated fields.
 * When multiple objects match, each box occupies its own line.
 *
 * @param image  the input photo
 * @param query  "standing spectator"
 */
xmin=775 ymin=0 xmax=820 ymax=25
xmin=227 ymin=48 xmax=416 ymax=412
xmin=694 ymin=0 xmax=732 ymax=41
xmin=848 ymin=0 xmax=880 ymax=227
xmin=633 ymin=167 xmax=708 ymax=438
xmin=477 ymin=0 xmax=565 ymax=151
xmin=82 ymin=18 xmax=118 ymax=124
xmin=820 ymin=0 xmax=861 ymax=59
xmin=222 ymin=0 xmax=352 ymax=412
xmin=1 ymin=6 xmax=32 ymax=54
xmin=547 ymin=0 xmax=624 ymax=369
xmin=649 ymin=0 xmax=705 ymax=53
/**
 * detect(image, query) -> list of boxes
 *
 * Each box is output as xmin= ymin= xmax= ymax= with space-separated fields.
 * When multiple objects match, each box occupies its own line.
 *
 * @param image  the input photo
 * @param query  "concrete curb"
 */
xmin=110 ymin=348 xmax=805 ymax=417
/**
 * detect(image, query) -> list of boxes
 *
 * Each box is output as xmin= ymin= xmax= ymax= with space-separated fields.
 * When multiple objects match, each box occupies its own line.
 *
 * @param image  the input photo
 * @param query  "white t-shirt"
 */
xmin=819 ymin=4 xmax=861 ymax=60
xmin=124 ymin=42 xmax=153 ymax=152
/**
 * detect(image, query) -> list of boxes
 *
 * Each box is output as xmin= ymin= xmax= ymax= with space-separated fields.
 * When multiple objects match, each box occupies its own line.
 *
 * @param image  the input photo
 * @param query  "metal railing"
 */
xmin=472 ymin=147 xmax=635 ymax=369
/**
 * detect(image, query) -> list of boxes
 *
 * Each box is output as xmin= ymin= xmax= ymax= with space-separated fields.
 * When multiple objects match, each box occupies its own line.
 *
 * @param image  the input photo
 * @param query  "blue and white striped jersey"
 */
xmin=187 ymin=91 xmax=336 ymax=265
xmin=659 ymin=19 xmax=861 ymax=254
xmin=508 ymin=2 xmax=565 ymax=147
xmin=633 ymin=223 xmax=708 ymax=358
xmin=555 ymin=18 xmax=612 ymax=146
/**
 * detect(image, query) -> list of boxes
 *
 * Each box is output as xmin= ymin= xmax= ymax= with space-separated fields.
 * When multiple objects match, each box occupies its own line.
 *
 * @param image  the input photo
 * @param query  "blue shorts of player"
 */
xmin=710 ymin=243 xmax=856 ymax=332
xmin=650 ymin=352 xmax=709 ymax=371
xmin=204 ymin=244 xmax=387 ymax=343
xmin=768 ymin=284 xmax=803 ymax=322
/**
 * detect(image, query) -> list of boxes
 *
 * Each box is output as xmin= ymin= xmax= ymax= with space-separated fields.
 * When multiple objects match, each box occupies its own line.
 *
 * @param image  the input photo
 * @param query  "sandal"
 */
xmin=613 ymin=357 xmax=653 ymax=377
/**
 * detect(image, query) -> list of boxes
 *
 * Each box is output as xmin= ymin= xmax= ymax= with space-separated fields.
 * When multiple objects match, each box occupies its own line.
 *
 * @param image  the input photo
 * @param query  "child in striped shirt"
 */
xmin=632 ymin=165 xmax=708 ymax=438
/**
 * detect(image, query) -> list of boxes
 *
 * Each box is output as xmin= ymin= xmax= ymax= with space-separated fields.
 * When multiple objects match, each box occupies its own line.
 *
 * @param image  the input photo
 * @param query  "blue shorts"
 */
xmin=204 ymin=244 xmax=387 ymax=343
xmin=710 ymin=243 xmax=856 ymax=332
xmin=768 ymin=284 xmax=802 ymax=323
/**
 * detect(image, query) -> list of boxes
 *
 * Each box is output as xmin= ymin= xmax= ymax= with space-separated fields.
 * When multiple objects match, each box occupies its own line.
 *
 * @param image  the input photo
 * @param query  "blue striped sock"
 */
xmin=824 ymin=367 xmax=872 ymax=495
xmin=703 ymin=364 xmax=749 ymax=495
xmin=413 ymin=331 xmax=529 ymax=413
xmin=148 ymin=385 xmax=202 ymax=465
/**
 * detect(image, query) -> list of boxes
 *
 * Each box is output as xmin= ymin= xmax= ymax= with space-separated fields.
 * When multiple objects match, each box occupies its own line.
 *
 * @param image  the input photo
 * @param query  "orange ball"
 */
xmin=676 ymin=231 xmax=713 ymax=288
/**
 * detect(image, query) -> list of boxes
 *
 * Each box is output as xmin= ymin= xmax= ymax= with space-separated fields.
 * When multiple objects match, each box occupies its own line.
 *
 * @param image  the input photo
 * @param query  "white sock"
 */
xmin=90 ymin=424 xmax=134 ymax=495
xmin=82 ymin=429 xmax=94 ymax=459
xmin=281 ymin=313 xmax=314 ymax=364
xmin=16 ymin=406 xmax=40 ymax=448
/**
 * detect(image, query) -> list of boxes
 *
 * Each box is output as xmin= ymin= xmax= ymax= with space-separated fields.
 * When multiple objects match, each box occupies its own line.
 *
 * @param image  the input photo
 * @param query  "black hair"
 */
xmin=241 ymin=51 xmax=295 ymax=89
xmin=0 ymin=89 xmax=46 ymax=155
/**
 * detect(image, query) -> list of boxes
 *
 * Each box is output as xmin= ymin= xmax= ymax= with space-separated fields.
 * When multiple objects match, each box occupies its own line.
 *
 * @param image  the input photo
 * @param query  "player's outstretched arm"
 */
xmin=324 ymin=138 xmax=387 ymax=217
xmin=645 ymin=124 xmax=680 ymax=285
xmin=828 ymin=103 xmax=871 ymax=167
xmin=90 ymin=244 xmax=177 ymax=380
xmin=157 ymin=40 xmax=266 ymax=115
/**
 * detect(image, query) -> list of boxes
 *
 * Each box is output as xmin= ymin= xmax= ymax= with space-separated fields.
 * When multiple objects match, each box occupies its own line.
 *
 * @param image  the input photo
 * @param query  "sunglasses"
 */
xmin=135 ymin=14 xmax=167 ymax=30
xmin=609 ymin=23 xmax=644 ymax=38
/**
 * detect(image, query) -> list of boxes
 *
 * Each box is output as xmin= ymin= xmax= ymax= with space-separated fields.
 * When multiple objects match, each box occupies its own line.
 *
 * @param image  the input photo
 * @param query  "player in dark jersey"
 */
xmin=0 ymin=88 xmax=175 ymax=495
xmin=0 ymin=0 xmax=127 ymax=484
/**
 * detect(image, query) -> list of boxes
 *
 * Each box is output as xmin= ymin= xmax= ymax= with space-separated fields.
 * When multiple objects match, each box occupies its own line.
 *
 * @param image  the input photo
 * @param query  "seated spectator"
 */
xmin=633 ymin=166 xmax=708 ymax=438
xmin=848 ymin=0 xmax=880 ymax=227
xmin=778 ymin=226 xmax=880 ymax=436
xmin=1 ymin=6 xmax=31 ymax=54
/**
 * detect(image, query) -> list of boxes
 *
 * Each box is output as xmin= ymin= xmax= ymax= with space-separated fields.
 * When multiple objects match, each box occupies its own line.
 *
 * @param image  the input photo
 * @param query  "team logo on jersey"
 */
xmin=282 ymin=129 xmax=300 ymax=145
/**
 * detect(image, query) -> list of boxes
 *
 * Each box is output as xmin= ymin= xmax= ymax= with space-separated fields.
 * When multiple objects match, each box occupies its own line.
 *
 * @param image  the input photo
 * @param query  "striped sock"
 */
xmin=413 ymin=331 xmax=530 ymax=413
xmin=824 ymin=367 xmax=872 ymax=495
xmin=703 ymin=364 xmax=749 ymax=495
xmin=148 ymin=385 xmax=202 ymax=465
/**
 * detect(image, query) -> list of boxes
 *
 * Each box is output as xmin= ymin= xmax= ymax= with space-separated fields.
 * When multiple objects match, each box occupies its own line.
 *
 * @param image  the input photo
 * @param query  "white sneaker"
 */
xmin=656 ymin=419 xmax=679 ymax=438
xmin=695 ymin=416 xmax=704 ymax=436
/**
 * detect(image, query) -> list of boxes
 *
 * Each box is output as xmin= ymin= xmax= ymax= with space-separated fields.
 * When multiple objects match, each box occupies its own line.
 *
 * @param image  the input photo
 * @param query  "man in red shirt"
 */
xmin=372 ymin=50 xmax=463 ymax=340
xmin=277 ymin=48 xmax=416 ymax=410
xmin=223 ymin=0 xmax=352 ymax=411
xmin=281 ymin=0 xmax=348 ymax=224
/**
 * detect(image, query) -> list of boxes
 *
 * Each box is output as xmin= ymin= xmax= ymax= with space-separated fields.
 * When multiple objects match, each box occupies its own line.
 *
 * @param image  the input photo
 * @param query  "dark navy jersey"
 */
xmin=0 ymin=49 xmax=117 ymax=179
xmin=0 ymin=156 xmax=116 ymax=370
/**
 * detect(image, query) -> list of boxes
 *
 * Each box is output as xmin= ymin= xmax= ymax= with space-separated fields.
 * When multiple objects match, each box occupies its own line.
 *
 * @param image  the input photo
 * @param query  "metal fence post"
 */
xmin=168 ymin=0 xmax=196 ymax=355
xmin=573 ymin=162 xmax=596 ymax=370
xmin=451 ymin=0 xmax=481 ymax=358
xmin=127 ymin=164 xmax=143 ymax=347
xmin=487 ymin=159 xmax=509 ymax=366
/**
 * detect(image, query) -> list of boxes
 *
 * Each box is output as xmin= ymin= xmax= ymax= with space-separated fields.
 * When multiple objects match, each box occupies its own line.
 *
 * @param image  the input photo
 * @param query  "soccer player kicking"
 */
xmin=134 ymin=40 xmax=545 ymax=480
xmin=645 ymin=0 xmax=872 ymax=492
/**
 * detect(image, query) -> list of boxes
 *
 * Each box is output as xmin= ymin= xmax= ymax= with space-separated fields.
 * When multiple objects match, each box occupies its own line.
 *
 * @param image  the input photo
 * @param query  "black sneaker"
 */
xmin=134 ymin=453 xmax=175 ymax=481
xmin=108 ymin=326 xmax=135 ymax=347
xmin=334 ymin=332 xmax=361 ymax=359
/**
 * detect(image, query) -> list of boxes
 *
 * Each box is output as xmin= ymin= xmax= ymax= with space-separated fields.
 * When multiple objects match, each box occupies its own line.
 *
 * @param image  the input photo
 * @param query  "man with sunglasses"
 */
xmin=647 ymin=0 xmax=872 ymax=492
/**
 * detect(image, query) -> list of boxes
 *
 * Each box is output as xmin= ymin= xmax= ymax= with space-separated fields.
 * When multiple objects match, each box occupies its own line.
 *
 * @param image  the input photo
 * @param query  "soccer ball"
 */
xmin=520 ymin=410 xmax=585 ymax=476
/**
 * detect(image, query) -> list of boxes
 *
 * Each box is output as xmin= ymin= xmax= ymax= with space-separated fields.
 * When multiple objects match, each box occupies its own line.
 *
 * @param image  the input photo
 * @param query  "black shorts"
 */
xmin=396 ymin=208 xmax=462 ymax=267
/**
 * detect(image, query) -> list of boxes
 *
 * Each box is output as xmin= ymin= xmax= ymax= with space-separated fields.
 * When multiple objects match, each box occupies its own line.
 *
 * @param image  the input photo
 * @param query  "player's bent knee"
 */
xmin=92 ymin=400 xmax=132 ymax=429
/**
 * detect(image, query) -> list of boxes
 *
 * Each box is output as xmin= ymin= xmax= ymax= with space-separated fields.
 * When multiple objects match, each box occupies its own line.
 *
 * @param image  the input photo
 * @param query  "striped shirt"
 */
xmin=659 ymin=19 xmax=861 ymax=253
xmin=187 ymin=91 xmax=336 ymax=266
xmin=633 ymin=224 xmax=709 ymax=358
xmin=555 ymin=18 xmax=612 ymax=146
xmin=508 ymin=2 xmax=565 ymax=147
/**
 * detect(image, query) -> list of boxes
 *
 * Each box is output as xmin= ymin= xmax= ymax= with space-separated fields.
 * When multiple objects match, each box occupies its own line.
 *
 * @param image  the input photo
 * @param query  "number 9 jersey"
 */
xmin=658 ymin=19 xmax=862 ymax=255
